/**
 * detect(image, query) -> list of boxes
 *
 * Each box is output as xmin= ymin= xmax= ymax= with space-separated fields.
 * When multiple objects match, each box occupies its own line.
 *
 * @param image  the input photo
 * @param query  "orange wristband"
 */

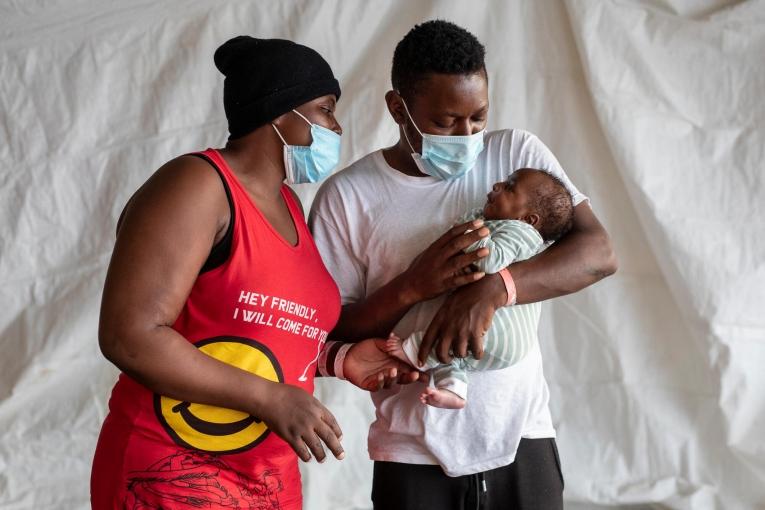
xmin=498 ymin=268 xmax=516 ymax=306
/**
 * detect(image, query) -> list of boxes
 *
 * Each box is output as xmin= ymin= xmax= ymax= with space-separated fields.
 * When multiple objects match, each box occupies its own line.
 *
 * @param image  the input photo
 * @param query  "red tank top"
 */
xmin=91 ymin=149 xmax=341 ymax=509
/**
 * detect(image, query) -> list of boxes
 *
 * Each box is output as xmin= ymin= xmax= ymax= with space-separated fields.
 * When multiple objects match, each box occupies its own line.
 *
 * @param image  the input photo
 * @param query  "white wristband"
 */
xmin=334 ymin=343 xmax=354 ymax=381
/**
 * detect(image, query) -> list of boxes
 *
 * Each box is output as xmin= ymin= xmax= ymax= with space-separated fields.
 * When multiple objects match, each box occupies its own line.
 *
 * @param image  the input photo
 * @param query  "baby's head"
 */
xmin=483 ymin=168 xmax=574 ymax=242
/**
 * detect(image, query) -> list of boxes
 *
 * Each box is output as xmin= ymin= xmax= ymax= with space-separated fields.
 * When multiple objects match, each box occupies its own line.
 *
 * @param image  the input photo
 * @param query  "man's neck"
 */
xmin=382 ymin=139 xmax=429 ymax=178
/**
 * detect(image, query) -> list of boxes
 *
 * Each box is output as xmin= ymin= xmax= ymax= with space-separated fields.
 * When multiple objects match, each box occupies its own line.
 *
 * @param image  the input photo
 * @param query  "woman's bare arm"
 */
xmin=99 ymin=156 xmax=342 ymax=462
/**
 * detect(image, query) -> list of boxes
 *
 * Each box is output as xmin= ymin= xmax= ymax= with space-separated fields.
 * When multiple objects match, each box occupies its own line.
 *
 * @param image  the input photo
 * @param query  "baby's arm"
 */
xmin=455 ymin=208 xmax=484 ymax=225
xmin=470 ymin=220 xmax=544 ymax=274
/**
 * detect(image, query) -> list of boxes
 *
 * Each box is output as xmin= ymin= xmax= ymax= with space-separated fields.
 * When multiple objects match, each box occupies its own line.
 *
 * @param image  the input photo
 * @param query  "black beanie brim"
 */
xmin=227 ymin=78 xmax=340 ymax=140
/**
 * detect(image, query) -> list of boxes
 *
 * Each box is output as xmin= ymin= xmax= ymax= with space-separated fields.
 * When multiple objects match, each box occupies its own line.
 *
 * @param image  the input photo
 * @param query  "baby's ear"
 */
xmin=524 ymin=213 xmax=541 ymax=227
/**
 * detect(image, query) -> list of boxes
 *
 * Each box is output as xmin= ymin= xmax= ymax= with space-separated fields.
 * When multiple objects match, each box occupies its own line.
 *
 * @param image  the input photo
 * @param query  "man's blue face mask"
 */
xmin=399 ymin=94 xmax=485 ymax=181
xmin=272 ymin=110 xmax=341 ymax=185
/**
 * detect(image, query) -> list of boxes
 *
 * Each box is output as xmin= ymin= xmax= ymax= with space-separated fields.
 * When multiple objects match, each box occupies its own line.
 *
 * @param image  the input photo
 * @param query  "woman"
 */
xmin=91 ymin=36 xmax=414 ymax=509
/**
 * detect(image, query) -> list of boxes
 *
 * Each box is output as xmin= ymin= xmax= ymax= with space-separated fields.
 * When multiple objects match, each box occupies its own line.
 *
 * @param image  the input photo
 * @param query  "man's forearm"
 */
xmin=329 ymin=272 xmax=420 ymax=341
xmin=511 ymin=203 xmax=617 ymax=304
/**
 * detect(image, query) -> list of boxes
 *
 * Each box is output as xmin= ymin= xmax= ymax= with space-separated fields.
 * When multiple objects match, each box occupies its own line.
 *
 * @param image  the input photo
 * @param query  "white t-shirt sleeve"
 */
xmin=514 ymin=131 xmax=588 ymax=206
xmin=308 ymin=181 xmax=366 ymax=305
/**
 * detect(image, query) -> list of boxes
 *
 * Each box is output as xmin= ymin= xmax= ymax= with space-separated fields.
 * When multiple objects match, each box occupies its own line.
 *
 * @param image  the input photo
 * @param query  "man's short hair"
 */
xmin=392 ymin=20 xmax=486 ymax=99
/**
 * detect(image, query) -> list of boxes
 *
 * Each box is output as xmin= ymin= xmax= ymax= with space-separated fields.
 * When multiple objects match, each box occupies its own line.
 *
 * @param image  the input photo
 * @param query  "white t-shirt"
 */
xmin=309 ymin=129 xmax=587 ymax=477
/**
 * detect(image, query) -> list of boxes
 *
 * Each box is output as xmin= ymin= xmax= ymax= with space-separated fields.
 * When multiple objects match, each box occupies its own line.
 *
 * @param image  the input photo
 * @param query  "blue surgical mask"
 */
xmin=272 ymin=110 xmax=341 ymax=184
xmin=400 ymin=97 xmax=485 ymax=181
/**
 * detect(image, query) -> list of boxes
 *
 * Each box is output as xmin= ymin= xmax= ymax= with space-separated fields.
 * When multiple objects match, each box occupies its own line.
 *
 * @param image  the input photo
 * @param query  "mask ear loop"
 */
xmin=401 ymin=123 xmax=418 ymax=154
xmin=272 ymin=109 xmax=314 ymax=146
xmin=396 ymin=91 xmax=423 ymax=154
xmin=291 ymin=109 xmax=313 ymax=126
xmin=397 ymin=92 xmax=424 ymax=137
xmin=270 ymin=122 xmax=294 ymax=183
xmin=271 ymin=123 xmax=288 ymax=145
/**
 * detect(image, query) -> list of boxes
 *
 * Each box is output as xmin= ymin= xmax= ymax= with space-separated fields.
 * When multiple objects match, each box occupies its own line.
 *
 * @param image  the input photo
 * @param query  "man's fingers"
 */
xmin=454 ymin=335 xmax=469 ymax=359
xmin=444 ymin=227 xmax=490 ymax=255
xmin=449 ymin=271 xmax=485 ymax=289
xmin=469 ymin=331 xmax=485 ymax=360
xmin=452 ymin=248 xmax=489 ymax=271
xmin=435 ymin=333 xmax=454 ymax=364
xmin=419 ymin=316 xmax=442 ymax=365
xmin=470 ymin=315 xmax=492 ymax=359
xmin=437 ymin=219 xmax=485 ymax=249
xmin=316 ymin=424 xmax=345 ymax=461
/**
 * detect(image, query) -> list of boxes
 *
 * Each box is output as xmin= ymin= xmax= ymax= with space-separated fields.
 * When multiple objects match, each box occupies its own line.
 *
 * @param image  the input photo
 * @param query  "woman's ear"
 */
xmin=385 ymin=90 xmax=407 ymax=125
xmin=271 ymin=111 xmax=290 ymax=129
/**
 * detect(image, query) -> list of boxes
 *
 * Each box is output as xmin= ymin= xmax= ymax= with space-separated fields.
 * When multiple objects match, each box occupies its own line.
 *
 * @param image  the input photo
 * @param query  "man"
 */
xmin=311 ymin=20 xmax=617 ymax=509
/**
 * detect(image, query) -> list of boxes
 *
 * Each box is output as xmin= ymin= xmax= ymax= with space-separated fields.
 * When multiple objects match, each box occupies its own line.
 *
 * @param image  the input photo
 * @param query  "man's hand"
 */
xmin=400 ymin=220 xmax=491 ymax=304
xmin=418 ymin=273 xmax=507 ymax=365
xmin=344 ymin=337 xmax=423 ymax=391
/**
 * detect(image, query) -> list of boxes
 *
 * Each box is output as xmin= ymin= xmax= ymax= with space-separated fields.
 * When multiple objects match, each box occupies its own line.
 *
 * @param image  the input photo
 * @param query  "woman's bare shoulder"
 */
xmin=117 ymin=153 xmax=228 ymax=234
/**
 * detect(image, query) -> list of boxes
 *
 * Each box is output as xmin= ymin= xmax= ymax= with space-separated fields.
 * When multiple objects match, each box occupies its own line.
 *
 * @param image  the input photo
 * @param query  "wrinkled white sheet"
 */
xmin=1 ymin=0 xmax=763 ymax=508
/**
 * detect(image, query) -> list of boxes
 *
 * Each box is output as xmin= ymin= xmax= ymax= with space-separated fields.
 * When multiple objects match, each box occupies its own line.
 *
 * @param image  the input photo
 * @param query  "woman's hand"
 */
xmin=252 ymin=381 xmax=345 ymax=463
xmin=399 ymin=220 xmax=491 ymax=304
xmin=344 ymin=338 xmax=423 ymax=391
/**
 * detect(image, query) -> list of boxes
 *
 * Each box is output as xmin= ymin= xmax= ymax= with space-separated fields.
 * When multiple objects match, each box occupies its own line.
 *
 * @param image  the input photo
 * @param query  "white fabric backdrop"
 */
xmin=1 ymin=0 xmax=763 ymax=508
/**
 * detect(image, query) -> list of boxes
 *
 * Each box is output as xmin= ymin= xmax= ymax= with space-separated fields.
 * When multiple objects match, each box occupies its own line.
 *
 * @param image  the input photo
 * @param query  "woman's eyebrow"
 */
xmin=319 ymin=98 xmax=336 ymax=110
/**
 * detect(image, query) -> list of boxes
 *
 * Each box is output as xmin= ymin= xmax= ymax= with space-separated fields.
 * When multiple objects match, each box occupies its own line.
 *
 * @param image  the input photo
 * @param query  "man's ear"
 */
xmin=385 ymin=90 xmax=407 ymax=125
xmin=524 ymin=213 xmax=541 ymax=227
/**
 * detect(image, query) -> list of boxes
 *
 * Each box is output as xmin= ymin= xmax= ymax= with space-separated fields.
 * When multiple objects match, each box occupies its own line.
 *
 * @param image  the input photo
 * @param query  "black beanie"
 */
xmin=214 ymin=36 xmax=341 ymax=139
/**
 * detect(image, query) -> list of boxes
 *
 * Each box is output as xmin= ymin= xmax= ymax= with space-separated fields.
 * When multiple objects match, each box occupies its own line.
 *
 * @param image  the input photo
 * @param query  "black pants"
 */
xmin=372 ymin=438 xmax=564 ymax=510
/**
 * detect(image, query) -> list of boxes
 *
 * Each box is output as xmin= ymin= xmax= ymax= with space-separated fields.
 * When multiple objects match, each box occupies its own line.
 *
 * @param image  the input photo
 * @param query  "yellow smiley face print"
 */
xmin=154 ymin=336 xmax=283 ymax=454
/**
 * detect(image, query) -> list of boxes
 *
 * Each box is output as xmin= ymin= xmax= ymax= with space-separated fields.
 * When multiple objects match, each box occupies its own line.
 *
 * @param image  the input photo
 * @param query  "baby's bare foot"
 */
xmin=383 ymin=333 xmax=410 ymax=365
xmin=419 ymin=386 xmax=466 ymax=409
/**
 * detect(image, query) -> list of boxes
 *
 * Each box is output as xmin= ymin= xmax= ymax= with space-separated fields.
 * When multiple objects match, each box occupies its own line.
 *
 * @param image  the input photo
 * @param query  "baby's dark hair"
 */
xmin=523 ymin=169 xmax=575 ymax=242
xmin=392 ymin=20 xmax=486 ymax=99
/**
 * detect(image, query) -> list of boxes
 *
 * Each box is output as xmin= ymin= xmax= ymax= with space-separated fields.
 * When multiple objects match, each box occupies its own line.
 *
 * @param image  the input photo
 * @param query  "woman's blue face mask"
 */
xmin=272 ymin=110 xmax=341 ymax=185
xmin=399 ymin=95 xmax=485 ymax=181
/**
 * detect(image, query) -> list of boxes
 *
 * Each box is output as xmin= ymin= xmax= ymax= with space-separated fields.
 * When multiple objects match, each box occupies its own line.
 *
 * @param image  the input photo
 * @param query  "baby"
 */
xmin=385 ymin=168 xmax=575 ymax=409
